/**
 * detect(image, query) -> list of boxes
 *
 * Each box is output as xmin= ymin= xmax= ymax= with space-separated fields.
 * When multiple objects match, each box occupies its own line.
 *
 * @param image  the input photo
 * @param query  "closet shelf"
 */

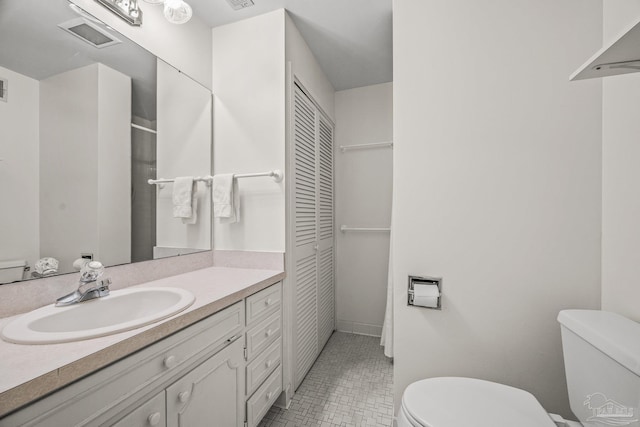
xmin=571 ymin=16 xmax=640 ymax=80
xmin=339 ymin=141 xmax=393 ymax=152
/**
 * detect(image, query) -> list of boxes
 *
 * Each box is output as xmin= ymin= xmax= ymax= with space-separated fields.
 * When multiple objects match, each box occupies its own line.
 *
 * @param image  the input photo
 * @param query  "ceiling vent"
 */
xmin=58 ymin=18 xmax=122 ymax=49
xmin=225 ymin=0 xmax=254 ymax=10
xmin=0 ymin=79 xmax=7 ymax=102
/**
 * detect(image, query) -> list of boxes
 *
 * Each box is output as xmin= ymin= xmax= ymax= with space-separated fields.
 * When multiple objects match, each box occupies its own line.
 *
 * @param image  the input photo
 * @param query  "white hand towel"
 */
xmin=182 ymin=195 xmax=198 ymax=225
xmin=213 ymin=174 xmax=240 ymax=224
xmin=173 ymin=176 xmax=194 ymax=219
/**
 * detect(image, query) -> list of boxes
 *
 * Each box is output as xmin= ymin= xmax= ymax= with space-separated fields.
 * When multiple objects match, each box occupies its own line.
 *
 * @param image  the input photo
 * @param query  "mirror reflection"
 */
xmin=0 ymin=0 xmax=212 ymax=285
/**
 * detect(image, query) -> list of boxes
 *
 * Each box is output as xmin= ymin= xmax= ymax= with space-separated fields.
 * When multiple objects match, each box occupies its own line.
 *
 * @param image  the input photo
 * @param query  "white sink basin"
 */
xmin=1 ymin=287 xmax=195 ymax=345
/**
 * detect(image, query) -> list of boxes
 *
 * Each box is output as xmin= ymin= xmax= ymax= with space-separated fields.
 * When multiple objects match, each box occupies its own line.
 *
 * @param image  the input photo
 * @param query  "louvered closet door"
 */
xmin=293 ymin=84 xmax=319 ymax=389
xmin=317 ymin=116 xmax=334 ymax=351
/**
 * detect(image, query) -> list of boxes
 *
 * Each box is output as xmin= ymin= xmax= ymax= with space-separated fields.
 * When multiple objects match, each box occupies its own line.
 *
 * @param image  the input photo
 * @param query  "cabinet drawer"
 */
xmin=246 ymin=366 xmax=282 ymax=427
xmin=245 ymin=311 xmax=281 ymax=361
xmin=157 ymin=302 xmax=243 ymax=375
xmin=246 ymin=339 xmax=281 ymax=397
xmin=246 ymin=283 xmax=281 ymax=326
xmin=112 ymin=392 xmax=165 ymax=427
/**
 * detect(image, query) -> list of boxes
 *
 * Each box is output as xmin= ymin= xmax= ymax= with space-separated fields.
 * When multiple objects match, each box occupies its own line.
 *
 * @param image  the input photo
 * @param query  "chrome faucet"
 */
xmin=55 ymin=261 xmax=111 ymax=307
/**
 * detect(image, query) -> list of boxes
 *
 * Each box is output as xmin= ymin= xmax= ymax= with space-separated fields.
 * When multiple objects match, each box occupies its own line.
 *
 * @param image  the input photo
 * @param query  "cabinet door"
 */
xmin=111 ymin=392 xmax=166 ymax=427
xmin=166 ymin=339 xmax=244 ymax=427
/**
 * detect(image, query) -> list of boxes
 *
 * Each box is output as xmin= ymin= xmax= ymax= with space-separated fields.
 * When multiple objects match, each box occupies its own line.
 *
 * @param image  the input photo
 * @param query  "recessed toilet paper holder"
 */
xmin=408 ymin=275 xmax=442 ymax=310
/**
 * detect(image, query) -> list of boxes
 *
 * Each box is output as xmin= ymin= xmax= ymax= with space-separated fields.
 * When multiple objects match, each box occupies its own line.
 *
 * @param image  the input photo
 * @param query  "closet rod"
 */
xmin=340 ymin=141 xmax=393 ymax=152
xmin=340 ymin=225 xmax=391 ymax=233
xmin=131 ymin=123 xmax=157 ymax=134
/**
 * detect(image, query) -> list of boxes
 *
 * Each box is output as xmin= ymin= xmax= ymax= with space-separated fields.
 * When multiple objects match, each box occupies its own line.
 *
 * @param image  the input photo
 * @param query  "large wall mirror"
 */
xmin=0 ymin=0 xmax=212 ymax=285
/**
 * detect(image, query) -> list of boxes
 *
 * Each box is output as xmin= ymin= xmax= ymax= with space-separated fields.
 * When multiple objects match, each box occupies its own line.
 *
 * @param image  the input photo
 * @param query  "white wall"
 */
xmin=40 ymin=64 xmax=131 ymax=273
xmin=335 ymin=83 xmax=392 ymax=336
xmin=70 ymin=0 xmax=212 ymax=89
xmin=0 ymin=66 xmax=39 ymax=272
xmin=156 ymin=59 xmax=212 ymax=253
xmin=601 ymin=1 xmax=640 ymax=322
xmin=285 ymin=14 xmax=335 ymax=120
xmin=212 ymin=10 xmax=287 ymax=252
xmin=393 ymin=0 xmax=602 ymax=418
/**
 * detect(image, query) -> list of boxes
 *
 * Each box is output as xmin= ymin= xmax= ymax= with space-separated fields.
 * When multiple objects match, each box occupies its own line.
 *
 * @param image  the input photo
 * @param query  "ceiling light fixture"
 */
xmin=93 ymin=0 xmax=143 ymax=26
xmin=144 ymin=0 xmax=192 ymax=25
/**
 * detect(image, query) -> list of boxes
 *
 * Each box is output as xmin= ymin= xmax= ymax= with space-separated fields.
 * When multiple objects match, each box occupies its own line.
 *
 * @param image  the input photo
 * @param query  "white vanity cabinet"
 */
xmin=0 ymin=282 xmax=284 ymax=427
xmin=0 ymin=301 xmax=245 ymax=427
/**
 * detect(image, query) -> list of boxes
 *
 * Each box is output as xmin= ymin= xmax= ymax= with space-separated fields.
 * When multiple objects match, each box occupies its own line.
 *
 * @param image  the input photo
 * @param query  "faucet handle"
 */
xmin=98 ymin=277 xmax=112 ymax=289
xmin=80 ymin=261 xmax=104 ymax=282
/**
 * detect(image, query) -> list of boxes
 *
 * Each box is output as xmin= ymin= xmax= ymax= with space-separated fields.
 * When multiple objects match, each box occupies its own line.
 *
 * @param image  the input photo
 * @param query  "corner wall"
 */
xmin=335 ymin=82 xmax=392 ymax=336
xmin=393 ymin=0 xmax=602 ymax=417
xmin=212 ymin=10 xmax=287 ymax=252
xmin=0 ymin=66 xmax=39 ymax=271
xmin=602 ymin=0 xmax=640 ymax=322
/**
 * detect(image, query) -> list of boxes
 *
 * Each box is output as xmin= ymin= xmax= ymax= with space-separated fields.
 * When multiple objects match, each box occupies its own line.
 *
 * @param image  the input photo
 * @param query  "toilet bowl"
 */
xmin=398 ymin=310 xmax=640 ymax=427
xmin=397 ymin=377 xmax=556 ymax=427
xmin=0 ymin=259 xmax=27 ymax=283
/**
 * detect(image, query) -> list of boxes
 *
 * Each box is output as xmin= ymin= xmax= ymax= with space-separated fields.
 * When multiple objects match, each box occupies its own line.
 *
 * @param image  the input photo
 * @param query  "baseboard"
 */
xmin=336 ymin=320 xmax=383 ymax=337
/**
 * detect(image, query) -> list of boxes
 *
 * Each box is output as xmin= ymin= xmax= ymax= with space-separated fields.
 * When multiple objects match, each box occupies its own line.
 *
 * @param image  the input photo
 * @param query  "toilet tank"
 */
xmin=558 ymin=310 xmax=640 ymax=425
xmin=0 ymin=260 xmax=27 ymax=283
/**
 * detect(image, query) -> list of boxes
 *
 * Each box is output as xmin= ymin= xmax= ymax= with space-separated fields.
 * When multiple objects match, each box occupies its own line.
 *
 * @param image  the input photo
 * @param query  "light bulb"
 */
xmin=163 ymin=0 xmax=192 ymax=24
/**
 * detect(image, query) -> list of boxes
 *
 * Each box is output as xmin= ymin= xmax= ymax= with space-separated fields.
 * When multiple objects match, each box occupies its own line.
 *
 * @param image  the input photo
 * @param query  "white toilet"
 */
xmin=0 ymin=259 xmax=27 ymax=283
xmin=398 ymin=310 xmax=640 ymax=427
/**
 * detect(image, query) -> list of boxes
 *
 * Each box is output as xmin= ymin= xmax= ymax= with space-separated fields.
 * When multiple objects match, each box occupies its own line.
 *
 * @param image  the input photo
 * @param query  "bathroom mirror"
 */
xmin=0 ymin=0 xmax=212 ymax=285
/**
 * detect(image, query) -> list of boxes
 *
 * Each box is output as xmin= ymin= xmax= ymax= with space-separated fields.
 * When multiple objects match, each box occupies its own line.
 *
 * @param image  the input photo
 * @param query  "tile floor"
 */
xmin=259 ymin=332 xmax=394 ymax=427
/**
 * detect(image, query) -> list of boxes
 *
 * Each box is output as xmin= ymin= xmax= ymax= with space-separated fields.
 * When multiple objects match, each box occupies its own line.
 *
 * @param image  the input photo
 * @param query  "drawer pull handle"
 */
xmin=147 ymin=412 xmax=162 ymax=426
xmin=164 ymin=355 xmax=177 ymax=369
xmin=265 ymin=329 xmax=273 ymax=337
xmin=178 ymin=390 xmax=191 ymax=403
xmin=265 ymin=298 xmax=272 ymax=306
xmin=265 ymin=360 xmax=273 ymax=369
xmin=266 ymin=391 xmax=273 ymax=401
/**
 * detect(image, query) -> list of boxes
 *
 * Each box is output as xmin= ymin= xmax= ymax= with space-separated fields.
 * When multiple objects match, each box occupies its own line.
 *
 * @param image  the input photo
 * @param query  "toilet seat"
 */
xmin=399 ymin=377 xmax=557 ymax=427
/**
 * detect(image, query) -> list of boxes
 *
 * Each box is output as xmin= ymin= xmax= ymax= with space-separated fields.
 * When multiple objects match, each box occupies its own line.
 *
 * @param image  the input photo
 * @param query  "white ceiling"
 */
xmin=188 ymin=0 xmax=393 ymax=91
xmin=0 ymin=0 xmax=158 ymax=119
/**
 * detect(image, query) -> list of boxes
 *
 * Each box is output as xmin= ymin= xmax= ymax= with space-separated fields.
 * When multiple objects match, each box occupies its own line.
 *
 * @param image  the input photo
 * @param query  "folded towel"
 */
xmin=34 ymin=257 xmax=58 ymax=275
xmin=182 ymin=195 xmax=198 ymax=225
xmin=213 ymin=174 xmax=240 ymax=223
xmin=173 ymin=176 xmax=194 ymax=219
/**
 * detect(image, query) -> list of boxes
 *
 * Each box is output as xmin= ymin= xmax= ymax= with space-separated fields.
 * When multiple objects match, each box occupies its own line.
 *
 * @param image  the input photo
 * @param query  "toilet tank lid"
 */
xmin=558 ymin=310 xmax=640 ymax=377
xmin=0 ymin=260 xmax=26 ymax=270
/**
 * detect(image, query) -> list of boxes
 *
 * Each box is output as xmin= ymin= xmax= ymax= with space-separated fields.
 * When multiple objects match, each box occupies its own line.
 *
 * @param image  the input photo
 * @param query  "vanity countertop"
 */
xmin=0 ymin=266 xmax=285 ymax=418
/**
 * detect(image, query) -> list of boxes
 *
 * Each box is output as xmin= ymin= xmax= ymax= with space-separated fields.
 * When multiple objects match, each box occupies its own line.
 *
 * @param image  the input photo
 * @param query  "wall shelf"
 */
xmin=571 ymin=16 xmax=640 ymax=80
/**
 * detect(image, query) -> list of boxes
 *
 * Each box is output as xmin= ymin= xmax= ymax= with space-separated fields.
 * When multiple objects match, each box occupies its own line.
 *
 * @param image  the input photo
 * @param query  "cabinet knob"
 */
xmin=265 ymin=329 xmax=273 ymax=337
xmin=265 ymin=360 xmax=273 ymax=369
xmin=147 ymin=412 xmax=161 ymax=426
xmin=178 ymin=390 xmax=191 ymax=403
xmin=265 ymin=298 xmax=272 ymax=306
xmin=164 ymin=355 xmax=177 ymax=369
xmin=266 ymin=392 xmax=273 ymax=401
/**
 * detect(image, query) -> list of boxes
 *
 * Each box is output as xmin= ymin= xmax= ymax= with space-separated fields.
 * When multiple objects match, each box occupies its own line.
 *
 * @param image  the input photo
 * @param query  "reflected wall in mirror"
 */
xmin=0 ymin=0 xmax=212 ymax=285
